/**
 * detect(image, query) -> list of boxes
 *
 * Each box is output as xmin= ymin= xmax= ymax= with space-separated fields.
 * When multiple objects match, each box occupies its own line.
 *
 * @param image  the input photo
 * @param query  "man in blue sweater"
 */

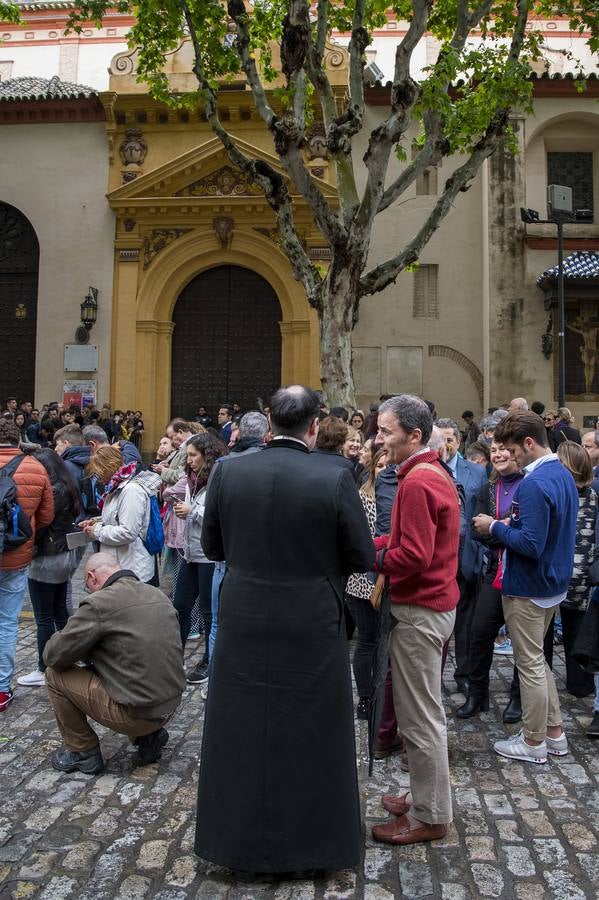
xmin=473 ymin=410 xmax=578 ymax=764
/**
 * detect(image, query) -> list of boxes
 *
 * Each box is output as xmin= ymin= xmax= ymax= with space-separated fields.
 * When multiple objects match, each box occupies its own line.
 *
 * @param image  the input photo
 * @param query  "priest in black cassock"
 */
xmin=195 ymin=384 xmax=375 ymax=876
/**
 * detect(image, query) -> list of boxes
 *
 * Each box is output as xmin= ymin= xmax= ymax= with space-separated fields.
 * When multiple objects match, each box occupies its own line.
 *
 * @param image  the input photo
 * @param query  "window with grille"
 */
xmin=413 ymin=265 xmax=439 ymax=318
xmin=547 ymin=152 xmax=594 ymax=221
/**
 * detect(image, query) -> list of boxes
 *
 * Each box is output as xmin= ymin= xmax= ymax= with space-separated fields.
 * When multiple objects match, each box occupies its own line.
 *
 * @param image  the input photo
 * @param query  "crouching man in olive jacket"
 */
xmin=44 ymin=552 xmax=186 ymax=775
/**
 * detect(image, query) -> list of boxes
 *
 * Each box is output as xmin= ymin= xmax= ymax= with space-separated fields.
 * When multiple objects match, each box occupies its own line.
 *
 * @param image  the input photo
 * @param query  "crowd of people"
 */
xmin=1 ymin=386 xmax=598 ymax=879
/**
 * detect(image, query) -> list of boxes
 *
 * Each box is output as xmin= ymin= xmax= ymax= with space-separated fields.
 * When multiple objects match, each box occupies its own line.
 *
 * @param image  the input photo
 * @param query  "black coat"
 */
xmin=549 ymin=424 xmax=581 ymax=450
xmin=195 ymin=438 xmax=375 ymax=873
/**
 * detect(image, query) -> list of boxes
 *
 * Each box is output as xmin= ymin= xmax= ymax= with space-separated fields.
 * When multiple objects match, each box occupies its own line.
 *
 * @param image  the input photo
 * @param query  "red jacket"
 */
xmin=373 ymin=449 xmax=460 ymax=612
xmin=0 ymin=447 xmax=54 ymax=571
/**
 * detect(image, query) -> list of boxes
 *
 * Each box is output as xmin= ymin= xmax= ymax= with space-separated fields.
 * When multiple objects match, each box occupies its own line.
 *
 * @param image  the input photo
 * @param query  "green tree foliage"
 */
xmin=61 ymin=0 xmax=598 ymax=402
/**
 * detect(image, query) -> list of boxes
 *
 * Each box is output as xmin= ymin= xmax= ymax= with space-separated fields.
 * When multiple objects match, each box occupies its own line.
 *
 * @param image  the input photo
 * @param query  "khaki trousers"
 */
xmin=502 ymin=596 xmax=561 ymax=742
xmin=389 ymin=604 xmax=456 ymax=825
xmin=46 ymin=666 xmax=167 ymax=753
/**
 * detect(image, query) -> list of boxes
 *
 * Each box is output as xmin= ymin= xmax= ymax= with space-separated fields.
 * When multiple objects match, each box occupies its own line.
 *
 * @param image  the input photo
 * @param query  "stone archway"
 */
xmin=0 ymin=202 xmax=39 ymax=404
xmin=110 ymin=228 xmax=319 ymax=449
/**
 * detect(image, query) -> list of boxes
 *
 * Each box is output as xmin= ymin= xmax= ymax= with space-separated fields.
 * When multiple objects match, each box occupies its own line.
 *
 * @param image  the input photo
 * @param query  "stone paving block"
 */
xmin=0 ymin=818 xmax=14 ymax=846
xmin=136 ymin=839 xmax=171 ymax=871
xmin=561 ymin=821 xmax=597 ymax=850
xmin=23 ymin=806 xmax=63 ymax=831
xmin=531 ymin=838 xmax=568 ymax=866
xmin=465 ymin=836 xmax=496 ymax=861
xmin=398 ymin=860 xmax=434 ymax=898
xmin=504 ymin=844 xmax=536 ymax=876
xmin=322 ymin=869 xmax=357 ymax=898
xmin=62 ymin=841 xmax=103 ymax=870
xmin=194 ymin=881 xmax=230 ymax=899
xmin=0 ymin=834 xmax=41 ymax=863
xmin=88 ymin=809 xmax=123 ymax=837
xmin=542 ymin=868 xmax=586 ymax=899
xmin=2 ymin=880 xmax=39 ymax=899
xmin=483 ymin=793 xmax=514 ymax=816
xmin=117 ymin=782 xmax=145 ymax=806
xmin=519 ymin=810 xmax=555 ymax=836
xmin=470 ymin=862 xmax=504 ymax=897
xmin=116 ymin=874 xmax=153 ymax=899
xmin=514 ymin=882 xmax=546 ymax=899
xmin=495 ymin=819 xmax=523 ymax=842
xmin=17 ymin=851 xmax=58 ymax=880
xmin=106 ymin=826 xmax=146 ymax=852
xmin=362 ymin=885 xmax=396 ymax=900
xmin=576 ymin=853 xmax=599 ymax=886
xmin=37 ymin=876 xmax=79 ymax=899
xmin=164 ymin=855 xmax=198 ymax=888
xmin=363 ymin=847 xmax=393 ymax=881
xmin=440 ymin=885 xmax=471 ymax=900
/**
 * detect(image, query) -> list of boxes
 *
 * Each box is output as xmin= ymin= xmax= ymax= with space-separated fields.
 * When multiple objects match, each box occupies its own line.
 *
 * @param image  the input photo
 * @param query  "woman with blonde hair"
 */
xmin=549 ymin=407 xmax=581 ymax=450
xmin=80 ymin=445 xmax=162 ymax=584
xmin=556 ymin=441 xmax=597 ymax=697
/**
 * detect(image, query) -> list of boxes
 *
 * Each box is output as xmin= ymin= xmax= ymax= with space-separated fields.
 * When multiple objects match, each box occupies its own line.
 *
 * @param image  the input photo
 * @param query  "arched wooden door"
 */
xmin=171 ymin=265 xmax=282 ymax=418
xmin=0 ymin=202 xmax=39 ymax=404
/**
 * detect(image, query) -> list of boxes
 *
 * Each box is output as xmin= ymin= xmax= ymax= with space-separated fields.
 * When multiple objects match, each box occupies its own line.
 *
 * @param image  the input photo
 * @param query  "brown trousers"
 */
xmin=46 ymin=666 xmax=167 ymax=752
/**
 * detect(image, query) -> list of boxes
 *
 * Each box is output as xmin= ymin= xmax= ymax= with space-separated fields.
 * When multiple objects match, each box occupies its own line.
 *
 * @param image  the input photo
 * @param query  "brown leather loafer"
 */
xmin=382 ymin=792 xmax=411 ymax=816
xmin=372 ymin=813 xmax=447 ymax=845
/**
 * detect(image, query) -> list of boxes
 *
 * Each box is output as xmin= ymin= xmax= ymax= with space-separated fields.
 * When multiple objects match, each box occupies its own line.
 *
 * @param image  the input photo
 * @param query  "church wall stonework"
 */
xmin=0 ymin=122 xmax=114 ymax=407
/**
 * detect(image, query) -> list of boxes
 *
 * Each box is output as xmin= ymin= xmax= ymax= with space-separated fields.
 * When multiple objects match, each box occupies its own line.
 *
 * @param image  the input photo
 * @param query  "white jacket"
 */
xmin=92 ymin=474 xmax=159 ymax=582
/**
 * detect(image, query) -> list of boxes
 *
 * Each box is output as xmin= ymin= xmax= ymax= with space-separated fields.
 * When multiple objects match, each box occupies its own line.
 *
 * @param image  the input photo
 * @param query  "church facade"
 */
xmin=1 ymin=3 xmax=598 ymax=448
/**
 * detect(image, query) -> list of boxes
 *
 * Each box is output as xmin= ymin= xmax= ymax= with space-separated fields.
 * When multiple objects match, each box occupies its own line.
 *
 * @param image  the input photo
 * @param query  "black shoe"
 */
xmin=456 ymin=694 xmax=489 ymax=719
xmin=356 ymin=697 xmax=369 ymax=720
xmin=502 ymin=697 xmax=522 ymax=724
xmin=455 ymin=677 xmax=469 ymax=695
xmin=51 ymin=745 xmax=104 ymax=775
xmin=586 ymin=711 xmax=599 ymax=738
xmin=134 ymin=728 xmax=169 ymax=765
xmin=187 ymin=662 xmax=209 ymax=684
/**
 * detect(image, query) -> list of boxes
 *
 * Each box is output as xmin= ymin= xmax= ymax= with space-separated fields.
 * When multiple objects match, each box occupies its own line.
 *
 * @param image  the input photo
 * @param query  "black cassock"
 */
xmin=195 ymin=440 xmax=375 ymax=873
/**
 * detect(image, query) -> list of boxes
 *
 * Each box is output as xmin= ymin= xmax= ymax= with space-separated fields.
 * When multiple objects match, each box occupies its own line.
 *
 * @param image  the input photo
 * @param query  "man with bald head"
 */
xmin=44 ymin=553 xmax=186 ymax=775
xmin=509 ymin=397 xmax=529 ymax=412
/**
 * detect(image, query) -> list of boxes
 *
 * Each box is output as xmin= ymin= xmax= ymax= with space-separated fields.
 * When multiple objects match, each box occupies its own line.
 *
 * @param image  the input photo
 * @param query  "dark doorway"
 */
xmin=0 ymin=202 xmax=39 ymax=406
xmin=171 ymin=265 xmax=282 ymax=419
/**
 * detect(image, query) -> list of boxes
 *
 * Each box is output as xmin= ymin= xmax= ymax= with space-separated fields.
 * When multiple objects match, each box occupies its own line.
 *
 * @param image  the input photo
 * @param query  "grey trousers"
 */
xmin=389 ymin=603 xmax=456 ymax=825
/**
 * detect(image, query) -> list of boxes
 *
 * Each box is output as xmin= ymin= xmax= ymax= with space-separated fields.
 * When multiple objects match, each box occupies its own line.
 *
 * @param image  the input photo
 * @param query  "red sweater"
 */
xmin=373 ymin=450 xmax=460 ymax=612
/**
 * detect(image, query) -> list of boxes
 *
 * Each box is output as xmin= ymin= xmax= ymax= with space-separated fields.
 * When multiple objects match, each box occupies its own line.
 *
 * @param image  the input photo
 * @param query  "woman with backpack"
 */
xmin=80 ymin=445 xmax=162 ymax=584
xmin=172 ymin=432 xmax=228 ymax=684
xmin=17 ymin=449 xmax=81 ymax=687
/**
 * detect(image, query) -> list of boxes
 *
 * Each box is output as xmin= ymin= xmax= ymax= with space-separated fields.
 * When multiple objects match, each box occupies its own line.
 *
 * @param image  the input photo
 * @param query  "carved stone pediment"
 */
xmin=175 ymin=165 xmax=263 ymax=198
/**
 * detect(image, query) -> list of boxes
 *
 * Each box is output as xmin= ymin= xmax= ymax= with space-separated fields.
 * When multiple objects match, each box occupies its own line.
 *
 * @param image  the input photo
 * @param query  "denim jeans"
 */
xmin=209 ymin=563 xmax=225 ymax=665
xmin=0 ymin=567 xmax=29 ymax=692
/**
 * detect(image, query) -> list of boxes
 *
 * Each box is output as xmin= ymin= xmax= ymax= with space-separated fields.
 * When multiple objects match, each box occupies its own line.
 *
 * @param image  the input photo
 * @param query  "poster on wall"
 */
xmin=63 ymin=380 xmax=97 ymax=410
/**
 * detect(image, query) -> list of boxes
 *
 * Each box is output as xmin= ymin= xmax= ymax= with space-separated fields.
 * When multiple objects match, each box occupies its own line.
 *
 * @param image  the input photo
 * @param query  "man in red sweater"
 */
xmin=371 ymin=395 xmax=460 ymax=846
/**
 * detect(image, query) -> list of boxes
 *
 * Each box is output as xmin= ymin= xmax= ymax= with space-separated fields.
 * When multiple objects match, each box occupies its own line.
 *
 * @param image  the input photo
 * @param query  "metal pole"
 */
xmin=557 ymin=220 xmax=565 ymax=408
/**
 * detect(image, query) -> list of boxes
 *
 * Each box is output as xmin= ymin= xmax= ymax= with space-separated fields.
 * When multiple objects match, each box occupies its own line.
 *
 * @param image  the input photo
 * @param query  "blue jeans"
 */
xmin=209 ymin=563 xmax=225 ymax=665
xmin=0 ymin=567 xmax=29 ymax=692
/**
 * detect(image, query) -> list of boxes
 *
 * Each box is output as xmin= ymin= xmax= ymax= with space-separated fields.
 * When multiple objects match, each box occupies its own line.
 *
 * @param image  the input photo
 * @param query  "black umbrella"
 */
xmin=367 ymin=576 xmax=396 ymax=776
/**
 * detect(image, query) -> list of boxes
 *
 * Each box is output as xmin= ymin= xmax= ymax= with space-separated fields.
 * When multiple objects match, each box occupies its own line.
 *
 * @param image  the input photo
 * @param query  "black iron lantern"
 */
xmin=80 ymin=287 xmax=98 ymax=331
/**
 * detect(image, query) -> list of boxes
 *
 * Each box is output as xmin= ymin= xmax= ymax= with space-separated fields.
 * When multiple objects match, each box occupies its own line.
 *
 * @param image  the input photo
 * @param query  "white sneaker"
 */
xmin=546 ymin=731 xmax=569 ymax=756
xmin=494 ymin=730 xmax=547 ymax=765
xmin=17 ymin=669 xmax=46 ymax=687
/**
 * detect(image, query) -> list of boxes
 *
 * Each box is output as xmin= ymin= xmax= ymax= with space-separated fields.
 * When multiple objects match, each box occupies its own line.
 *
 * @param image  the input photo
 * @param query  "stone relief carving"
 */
xmin=213 ymin=216 xmax=235 ymax=249
xmin=175 ymin=165 xmax=263 ymax=198
xmin=305 ymin=123 xmax=328 ymax=161
xmin=143 ymin=229 xmax=192 ymax=269
xmin=119 ymin=128 xmax=148 ymax=166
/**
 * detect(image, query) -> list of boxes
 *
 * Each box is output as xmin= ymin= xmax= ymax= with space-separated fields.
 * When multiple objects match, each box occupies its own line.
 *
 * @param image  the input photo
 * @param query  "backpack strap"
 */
xmin=404 ymin=461 xmax=460 ymax=508
xmin=0 ymin=454 xmax=25 ymax=479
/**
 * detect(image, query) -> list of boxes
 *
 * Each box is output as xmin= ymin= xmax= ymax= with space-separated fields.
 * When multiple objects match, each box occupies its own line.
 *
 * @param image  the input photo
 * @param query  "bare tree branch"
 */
xmin=179 ymin=0 xmax=321 ymax=303
xmin=227 ymin=0 xmax=277 ymax=128
xmin=359 ymin=111 xmax=509 ymax=296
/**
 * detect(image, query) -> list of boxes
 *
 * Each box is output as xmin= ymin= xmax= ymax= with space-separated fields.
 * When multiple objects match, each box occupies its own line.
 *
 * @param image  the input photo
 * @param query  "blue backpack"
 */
xmin=0 ymin=455 xmax=33 ymax=554
xmin=143 ymin=495 xmax=164 ymax=556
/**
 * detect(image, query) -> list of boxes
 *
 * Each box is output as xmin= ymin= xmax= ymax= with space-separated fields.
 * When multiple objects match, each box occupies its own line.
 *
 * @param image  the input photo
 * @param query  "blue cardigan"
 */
xmin=492 ymin=458 xmax=578 ymax=598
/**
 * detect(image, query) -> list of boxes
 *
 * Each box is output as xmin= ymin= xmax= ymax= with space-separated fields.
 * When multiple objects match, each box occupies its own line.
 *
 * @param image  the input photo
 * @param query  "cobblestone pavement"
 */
xmin=1 ymin=559 xmax=599 ymax=899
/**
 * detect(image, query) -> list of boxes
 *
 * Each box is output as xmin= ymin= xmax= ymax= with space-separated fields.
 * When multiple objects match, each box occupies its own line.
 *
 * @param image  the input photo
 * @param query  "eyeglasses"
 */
xmin=543 ymin=417 xmax=554 ymax=422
